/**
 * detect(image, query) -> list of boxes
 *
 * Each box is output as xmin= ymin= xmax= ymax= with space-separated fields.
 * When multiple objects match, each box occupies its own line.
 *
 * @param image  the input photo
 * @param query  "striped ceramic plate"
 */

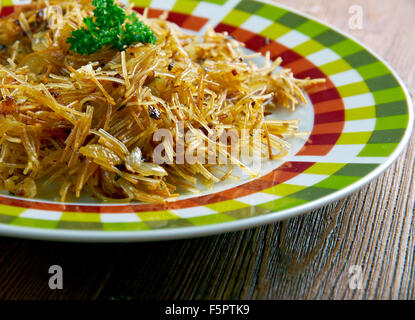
xmin=0 ymin=0 xmax=413 ymax=242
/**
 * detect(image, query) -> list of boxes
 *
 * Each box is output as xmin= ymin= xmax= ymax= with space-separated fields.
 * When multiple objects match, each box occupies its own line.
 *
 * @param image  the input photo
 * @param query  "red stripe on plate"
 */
xmin=306 ymin=133 xmax=342 ymax=145
xmin=278 ymin=161 xmax=315 ymax=173
xmin=0 ymin=6 xmax=14 ymax=17
xmin=279 ymin=50 xmax=303 ymax=66
xmin=214 ymin=23 xmax=237 ymax=34
xmin=245 ymin=35 xmax=268 ymax=51
xmin=309 ymin=88 xmax=341 ymax=103
xmin=314 ymin=110 xmax=345 ymax=124
xmin=133 ymin=7 xmax=164 ymax=18
xmin=167 ymin=12 xmax=189 ymax=26
xmin=295 ymin=67 xmax=327 ymax=80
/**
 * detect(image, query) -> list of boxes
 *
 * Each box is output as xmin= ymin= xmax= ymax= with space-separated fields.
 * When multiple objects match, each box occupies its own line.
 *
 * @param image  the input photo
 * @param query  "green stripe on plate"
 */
xmin=103 ymin=222 xmax=150 ymax=231
xmin=373 ymin=87 xmax=406 ymax=105
xmin=276 ymin=11 xmax=308 ymax=28
xmin=288 ymin=187 xmax=336 ymax=201
xmin=61 ymin=212 xmax=101 ymax=222
xmin=374 ymin=114 xmax=409 ymax=130
xmin=293 ymin=39 xmax=326 ymax=56
xmin=205 ymin=199 xmax=249 ymax=212
xmin=255 ymin=3 xmax=288 ymax=21
xmin=58 ymin=221 xmax=103 ymax=230
xmin=304 ymin=163 xmax=346 ymax=175
xmin=343 ymin=50 xmax=378 ymax=68
xmin=314 ymin=29 xmax=345 ymax=47
xmin=356 ymin=61 xmax=391 ymax=79
xmin=133 ymin=0 xmax=151 ymax=6
xmin=260 ymin=22 xmax=291 ymax=40
xmin=376 ymin=101 xmax=408 ymax=117
xmin=367 ymin=128 xmax=406 ymax=144
xmin=295 ymin=20 xmax=328 ymax=38
xmin=202 ymin=0 xmax=228 ymax=4
xmin=337 ymin=132 xmax=372 ymax=145
xmin=137 ymin=210 xmax=180 ymax=221
xmin=222 ymin=9 xmax=251 ymax=26
xmin=334 ymin=163 xmax=379 ymax=177
xmin=358 ymin=143 xmax=399 ymax=157
xmin=9 ymin=217 xmax=59 ymax=229
xmin=145 ymin=218 xmax=194 ymax=229
xmin=225 ymin=206 xmax=270 ymax=219
xmin=314 ymin=176 xmax=361 ymax=189
xmin=0 ymin=204 xmax=26 ymax=216
xmin=257 ymin=197 xmax=307 ymax=211
xmin=337 ymin=81 xmax=370 ymax=97
xmin=366 ymin=74 xmax=400 ymax=92
xmin=235 ymin=0 xmax=264 ymax=13
xmin=0 ymin=215 xmax=17 ymax=224
xmin=262 ymin=183 xmax=307 ymax=197
xmin=329 ymin=39 xmax=363 ymax=57
xmin=345 ymin=106 xmax=376 ymax=121
xmin=319 ymin=59 xmax=353 ymax=75
xmin=188 ymin=213 xmax=236 ymax=226
xmin=172 ymin=0 xmax=199 ymax=14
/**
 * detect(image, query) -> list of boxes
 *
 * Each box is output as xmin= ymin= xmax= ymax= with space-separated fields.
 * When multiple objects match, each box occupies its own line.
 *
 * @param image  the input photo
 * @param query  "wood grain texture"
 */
xmin=0 ymin=0 xmax=413 ymax=300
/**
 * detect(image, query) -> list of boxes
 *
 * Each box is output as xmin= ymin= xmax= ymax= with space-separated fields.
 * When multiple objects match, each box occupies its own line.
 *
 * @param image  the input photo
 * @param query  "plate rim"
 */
xmin=0 ymin=0 xmax=413 ymax=242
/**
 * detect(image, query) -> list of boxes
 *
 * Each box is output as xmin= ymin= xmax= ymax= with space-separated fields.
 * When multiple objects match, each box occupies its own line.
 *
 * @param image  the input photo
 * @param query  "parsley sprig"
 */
xmin=67 ymin=0 xmax=157 ymax=55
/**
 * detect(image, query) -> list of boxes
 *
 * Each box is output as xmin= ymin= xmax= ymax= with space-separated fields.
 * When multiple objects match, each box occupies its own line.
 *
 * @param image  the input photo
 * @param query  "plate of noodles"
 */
xmin=0 ymin=0 xmax=412 ymax=242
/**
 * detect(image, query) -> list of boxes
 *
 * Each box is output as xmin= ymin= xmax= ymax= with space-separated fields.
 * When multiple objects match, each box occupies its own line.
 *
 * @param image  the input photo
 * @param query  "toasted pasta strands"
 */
xmin=0 ymin=0 xmax=324 ymax=203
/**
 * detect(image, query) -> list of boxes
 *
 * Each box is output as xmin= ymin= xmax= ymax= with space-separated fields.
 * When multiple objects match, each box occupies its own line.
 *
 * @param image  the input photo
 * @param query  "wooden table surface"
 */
xmin=0 ymin=0 xmax=414 ymax=300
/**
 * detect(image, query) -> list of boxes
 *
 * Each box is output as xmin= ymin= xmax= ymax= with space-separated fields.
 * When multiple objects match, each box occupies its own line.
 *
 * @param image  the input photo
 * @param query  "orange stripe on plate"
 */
xmin=312 ymin=121 xmax=345 ymax=134
xmin=182 ymin=15 xmax=209 ymax=31
xmin=296 ymin=144 xmax=336 ymax=156
xmin=147 ymin=8 xmax=164 ymax=18
xmin=231 ymin=28 xmax=256 ymax=43
xmin=313 ymin=98 xmax=344 ymax=114
xmin=259 ymin=42 xmax=288 ymax=59
xmin=284 ymin=58 xmax=315 ymax=74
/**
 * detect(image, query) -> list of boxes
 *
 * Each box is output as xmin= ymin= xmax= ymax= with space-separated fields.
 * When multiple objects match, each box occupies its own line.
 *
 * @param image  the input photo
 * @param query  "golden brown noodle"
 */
xmin=0 ymin=0 xmax=324 ymax=203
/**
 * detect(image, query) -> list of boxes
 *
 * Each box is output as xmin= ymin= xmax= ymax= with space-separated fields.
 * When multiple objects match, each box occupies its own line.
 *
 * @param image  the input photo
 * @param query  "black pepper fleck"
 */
xmin=115 ymin=164 xmax=125 ymax=170
xmin=168 ymin=60 xmax=175 ymax=71
xmin=149 ymin=105 xmax=161 ymax=120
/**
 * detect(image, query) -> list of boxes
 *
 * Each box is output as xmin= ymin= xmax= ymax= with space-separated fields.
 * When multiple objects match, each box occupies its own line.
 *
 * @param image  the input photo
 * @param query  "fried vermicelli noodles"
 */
xmin=0 ymin=0 xmax=324 ymax=203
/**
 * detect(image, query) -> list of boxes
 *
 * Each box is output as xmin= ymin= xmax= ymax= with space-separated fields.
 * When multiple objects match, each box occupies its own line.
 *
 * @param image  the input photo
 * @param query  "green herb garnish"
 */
xmin=67 ymin=0 xmax=157 ymax=55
